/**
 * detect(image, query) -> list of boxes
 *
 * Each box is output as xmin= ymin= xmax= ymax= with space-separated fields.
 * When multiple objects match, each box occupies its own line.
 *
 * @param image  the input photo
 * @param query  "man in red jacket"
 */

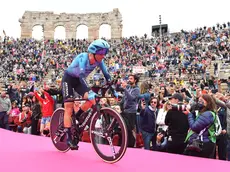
xmin=34 ymin=88 xmax=54 ymax=136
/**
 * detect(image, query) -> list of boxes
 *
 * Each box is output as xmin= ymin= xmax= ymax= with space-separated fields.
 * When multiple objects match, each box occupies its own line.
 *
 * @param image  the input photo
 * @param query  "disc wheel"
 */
xmin=50 ymin=108 xmax=70 ymax=153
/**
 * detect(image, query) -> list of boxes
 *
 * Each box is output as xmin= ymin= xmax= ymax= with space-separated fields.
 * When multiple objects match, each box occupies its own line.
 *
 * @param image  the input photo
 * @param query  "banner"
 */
xmin=133 ymin=66 xmax=147 ymax=74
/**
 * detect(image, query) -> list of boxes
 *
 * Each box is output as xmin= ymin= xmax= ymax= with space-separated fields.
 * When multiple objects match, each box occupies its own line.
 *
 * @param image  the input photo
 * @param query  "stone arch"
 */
xmin=99 ymin=24 xmax=111 ymax=39
xmin=53 ymin=22 xmax=66 ymax=29
xmin=19 ymin=9 xmax=122 ymax=41
xmin=54 ymin=26 xmax=66 ymax=40
xmin=32 ymin=25 xmax=43 ymax=40
xmin=76 ymin=24 xmax=88 ymax=40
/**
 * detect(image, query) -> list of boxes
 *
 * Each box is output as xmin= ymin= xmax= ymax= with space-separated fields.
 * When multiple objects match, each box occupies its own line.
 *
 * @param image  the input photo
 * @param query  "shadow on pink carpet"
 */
xmin=0 ymin=129 xmax=229 ymax=172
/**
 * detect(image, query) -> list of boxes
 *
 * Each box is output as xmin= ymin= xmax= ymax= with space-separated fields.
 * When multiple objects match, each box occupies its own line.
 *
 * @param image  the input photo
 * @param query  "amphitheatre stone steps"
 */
xmin=0 ymin=60 xmax=228 ymax=93
xmin=43 ymin=69 xmax=55 ymax=84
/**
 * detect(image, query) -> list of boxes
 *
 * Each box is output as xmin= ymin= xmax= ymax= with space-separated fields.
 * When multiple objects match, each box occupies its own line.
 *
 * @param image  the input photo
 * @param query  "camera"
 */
xmin=170 ymin=104 xmax=189 ymax=111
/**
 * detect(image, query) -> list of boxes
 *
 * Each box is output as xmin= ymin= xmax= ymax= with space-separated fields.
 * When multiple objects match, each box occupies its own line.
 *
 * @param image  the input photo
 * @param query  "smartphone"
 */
xmin=141 ymin=99 xmax=146 ymax=105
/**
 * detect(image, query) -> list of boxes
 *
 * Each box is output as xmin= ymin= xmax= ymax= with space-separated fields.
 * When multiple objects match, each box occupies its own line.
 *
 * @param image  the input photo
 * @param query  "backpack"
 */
xmin=210 ymin=111 xmax=222 ymax=137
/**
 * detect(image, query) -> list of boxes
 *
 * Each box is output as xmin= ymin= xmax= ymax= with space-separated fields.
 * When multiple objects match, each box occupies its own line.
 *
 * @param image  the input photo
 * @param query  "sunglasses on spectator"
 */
xmin=151 ymin=101 xmax=157 ymax=104
xmin=96 ymin=48 xmax=108 ymax=55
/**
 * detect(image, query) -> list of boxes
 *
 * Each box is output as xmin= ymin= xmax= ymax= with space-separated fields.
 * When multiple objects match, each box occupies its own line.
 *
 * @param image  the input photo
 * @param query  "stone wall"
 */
xmin=19 ymin=8 xmax=123 ymax=41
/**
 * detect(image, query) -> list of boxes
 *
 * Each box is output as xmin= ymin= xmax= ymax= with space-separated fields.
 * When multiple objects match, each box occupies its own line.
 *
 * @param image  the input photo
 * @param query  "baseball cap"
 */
xmin=169 ymin=93 xmax=183 ymax=102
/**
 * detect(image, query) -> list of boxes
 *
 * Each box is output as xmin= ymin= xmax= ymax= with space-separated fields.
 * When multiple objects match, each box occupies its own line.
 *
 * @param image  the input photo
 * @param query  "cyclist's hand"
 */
xmin=88 ymin=90 xmax=97 ymax=100
xmin=113 ymin=90 xmax=119 ymax=98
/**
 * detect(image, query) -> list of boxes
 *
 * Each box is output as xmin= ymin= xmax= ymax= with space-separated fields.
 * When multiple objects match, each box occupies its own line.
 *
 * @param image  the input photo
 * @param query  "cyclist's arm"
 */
xmin=98 ymin=60 xmax=111 ymax=81
xmin=78 ymin=57 xmax=90 ymax=89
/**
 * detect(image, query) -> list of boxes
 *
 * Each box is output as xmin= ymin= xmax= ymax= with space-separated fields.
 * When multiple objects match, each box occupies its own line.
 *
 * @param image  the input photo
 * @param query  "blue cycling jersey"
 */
xmin=66 ymin=52 xmax=111 ymax=81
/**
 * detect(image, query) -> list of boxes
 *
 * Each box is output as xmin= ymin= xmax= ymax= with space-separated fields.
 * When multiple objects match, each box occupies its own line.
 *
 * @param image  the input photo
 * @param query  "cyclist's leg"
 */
xmin=81 ymin=92 xmax=96 ymax=110
xmin=64 ymin=102 xmax=73 ymax=128
xmin=74 ymin=79 xmax=95 ymax=118
xmin=62 ymin=73 xmax=77 ymax=148
xmin=62 ymin=73 xmax=75 ymax=128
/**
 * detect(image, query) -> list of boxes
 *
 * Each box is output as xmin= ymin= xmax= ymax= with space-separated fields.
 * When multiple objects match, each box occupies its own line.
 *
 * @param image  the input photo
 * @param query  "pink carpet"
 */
xmin=0 ymin=129 xmax=229 ymax=172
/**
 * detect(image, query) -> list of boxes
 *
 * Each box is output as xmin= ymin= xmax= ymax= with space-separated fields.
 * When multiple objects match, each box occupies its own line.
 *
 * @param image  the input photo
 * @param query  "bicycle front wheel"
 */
xmin=89 ymin=107 xmax=128 ymax=163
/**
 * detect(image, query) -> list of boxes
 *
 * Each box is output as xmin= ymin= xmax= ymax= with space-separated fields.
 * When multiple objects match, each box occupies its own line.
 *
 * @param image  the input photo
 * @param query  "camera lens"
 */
xmin=171 ymin=104 xmax=187 ymax=111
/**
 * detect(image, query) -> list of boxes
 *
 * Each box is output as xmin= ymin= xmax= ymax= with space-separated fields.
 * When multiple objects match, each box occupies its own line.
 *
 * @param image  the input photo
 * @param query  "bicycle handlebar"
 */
xmin=73 ymin=77 xmax=119 ymax=102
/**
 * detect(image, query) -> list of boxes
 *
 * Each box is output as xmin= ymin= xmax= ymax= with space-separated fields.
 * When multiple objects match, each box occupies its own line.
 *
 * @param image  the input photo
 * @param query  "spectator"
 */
xmin=0 ymin=91 xmax=12 ymax=130
xmin=120 ymin=74 xmax=140 ymax=147
xmin=34 ymin=88 xmax=54 ymax=136
xmin=8 ymin=101 xmax=20 ymax=130
xmin=31 ymin=95 xmax=41 ymax=135
xmin=165 ymin=93 xmax=189 ymax=155
xmin=140 ymin=97 xmax=159 ymax=150
xmin=184 ymin=94 xmax=217 ymax=158
xmin=18 ymin=103 xmax=32 ymax=134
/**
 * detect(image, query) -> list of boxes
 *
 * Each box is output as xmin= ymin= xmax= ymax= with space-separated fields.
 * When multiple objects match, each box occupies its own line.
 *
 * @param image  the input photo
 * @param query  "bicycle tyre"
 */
xmin=89 ymin=107 xmax=128 ymax=163
xmin=50 ymin=108 xmax=70 ymax=153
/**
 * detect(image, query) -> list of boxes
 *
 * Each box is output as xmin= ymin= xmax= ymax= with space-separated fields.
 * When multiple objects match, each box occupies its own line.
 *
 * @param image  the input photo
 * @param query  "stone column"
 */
xmin=111 ymin=24 xmax=122 ymax=40
xmin=65 ymin=22 xmax=76 ymax=40
xmin=20 ymin=23 xmax=32 ymax=39
xmin=43 ymin=23 xmax=54 ymax=40
xmin=88 ymin=25 xmax=99 ymax=41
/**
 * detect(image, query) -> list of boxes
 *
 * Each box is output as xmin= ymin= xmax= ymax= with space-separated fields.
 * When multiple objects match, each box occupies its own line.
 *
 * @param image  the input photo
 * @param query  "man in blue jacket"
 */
xmin=120 ymin=74 xmax=140 ymax=147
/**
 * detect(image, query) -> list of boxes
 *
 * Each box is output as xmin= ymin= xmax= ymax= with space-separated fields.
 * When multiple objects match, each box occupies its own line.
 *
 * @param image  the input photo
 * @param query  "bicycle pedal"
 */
xmin=70 ymin=145 xmax=79 ymax=150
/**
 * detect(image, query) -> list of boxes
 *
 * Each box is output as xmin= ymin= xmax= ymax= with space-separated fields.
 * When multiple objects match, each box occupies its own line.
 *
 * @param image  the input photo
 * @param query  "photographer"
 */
xmin=164 ymin=93 xmax=189 ymax=155
xmin=184 ymin=94 xmax=217 ymax=158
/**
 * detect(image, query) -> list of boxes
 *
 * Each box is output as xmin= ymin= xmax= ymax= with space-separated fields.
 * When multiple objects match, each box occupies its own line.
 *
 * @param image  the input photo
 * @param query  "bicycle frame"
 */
xmin=71 ymin=85 xmax=115 ymax=136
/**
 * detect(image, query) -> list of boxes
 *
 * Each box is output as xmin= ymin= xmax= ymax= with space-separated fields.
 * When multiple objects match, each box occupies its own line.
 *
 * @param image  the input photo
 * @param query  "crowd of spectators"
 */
xmin=0 ymin=23 xmax=230 ymax=160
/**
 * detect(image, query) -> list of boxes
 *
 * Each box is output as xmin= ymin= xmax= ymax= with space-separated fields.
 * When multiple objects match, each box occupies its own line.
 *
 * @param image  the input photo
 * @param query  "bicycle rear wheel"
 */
xmin=89 ymin=107 xmax=128 ymax=163
xmin=50 ymin=108 xmax=70 ymax=153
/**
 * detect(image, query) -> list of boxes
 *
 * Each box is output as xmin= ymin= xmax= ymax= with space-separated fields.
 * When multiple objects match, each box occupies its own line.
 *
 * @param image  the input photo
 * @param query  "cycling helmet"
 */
xmin=88 ymin=39 xmax=110 ymax=55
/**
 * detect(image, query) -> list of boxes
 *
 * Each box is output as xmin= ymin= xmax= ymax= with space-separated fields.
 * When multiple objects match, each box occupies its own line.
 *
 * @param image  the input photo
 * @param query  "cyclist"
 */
xmin=62 ymin=39 xmax=112 ymax=149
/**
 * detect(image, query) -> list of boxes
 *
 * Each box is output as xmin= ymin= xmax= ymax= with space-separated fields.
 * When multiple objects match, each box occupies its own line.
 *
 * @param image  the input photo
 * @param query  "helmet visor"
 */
xmin=95 ymin=48 xmax=108 ymax=55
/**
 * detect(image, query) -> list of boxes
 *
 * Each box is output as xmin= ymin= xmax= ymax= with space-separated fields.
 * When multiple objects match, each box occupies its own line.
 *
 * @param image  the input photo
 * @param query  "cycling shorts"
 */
xmin=62 ymin=72 xmax=90 ymax=101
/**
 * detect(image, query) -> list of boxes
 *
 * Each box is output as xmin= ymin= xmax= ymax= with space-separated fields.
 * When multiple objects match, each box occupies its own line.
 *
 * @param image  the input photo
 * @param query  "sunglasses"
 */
xmin=151 ymin=101 xmax=157 ymax=104
xmin=95 ymin=48 xmax=108 ymax=55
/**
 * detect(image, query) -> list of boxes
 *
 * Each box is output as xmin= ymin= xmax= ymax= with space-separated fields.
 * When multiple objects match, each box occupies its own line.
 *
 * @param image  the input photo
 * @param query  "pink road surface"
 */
xmin=0 ymin=129 xmax=229 ymax=172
